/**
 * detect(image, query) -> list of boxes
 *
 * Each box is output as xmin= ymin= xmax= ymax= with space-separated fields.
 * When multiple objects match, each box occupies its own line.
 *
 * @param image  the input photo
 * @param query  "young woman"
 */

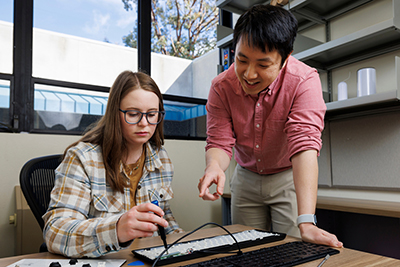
xmin=43 ymin=71 xmax=182 ymax=258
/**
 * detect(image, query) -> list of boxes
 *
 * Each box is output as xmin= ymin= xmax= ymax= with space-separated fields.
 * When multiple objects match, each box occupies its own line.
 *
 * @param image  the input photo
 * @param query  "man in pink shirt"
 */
xmin=198 ymin=4 xmax=342 ymax=248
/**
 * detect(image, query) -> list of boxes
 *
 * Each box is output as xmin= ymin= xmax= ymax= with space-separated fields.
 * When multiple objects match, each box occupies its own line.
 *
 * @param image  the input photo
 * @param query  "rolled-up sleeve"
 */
xmin=205 ymin=83 xmax=236 ymax=159
xmin=284 ymin=70 xmax=326 ymax=159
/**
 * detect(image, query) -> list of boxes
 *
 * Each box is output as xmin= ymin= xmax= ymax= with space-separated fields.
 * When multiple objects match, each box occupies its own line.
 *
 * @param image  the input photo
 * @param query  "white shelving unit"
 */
xmin=216 ymin=0 xmax=400 ymax=119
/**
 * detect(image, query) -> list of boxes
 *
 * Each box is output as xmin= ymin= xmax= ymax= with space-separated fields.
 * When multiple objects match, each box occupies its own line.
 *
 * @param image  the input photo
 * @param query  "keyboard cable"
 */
xmin=152 ymin=222 xmax=243 ymax=267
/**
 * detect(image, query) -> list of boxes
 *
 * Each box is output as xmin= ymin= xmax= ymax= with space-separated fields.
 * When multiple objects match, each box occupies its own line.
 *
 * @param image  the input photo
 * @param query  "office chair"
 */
xmin=19 ymin=154 xmax=63 ymax=252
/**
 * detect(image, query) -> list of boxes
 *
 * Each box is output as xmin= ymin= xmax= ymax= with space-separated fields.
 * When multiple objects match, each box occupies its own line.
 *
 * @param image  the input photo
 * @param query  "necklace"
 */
xmin=125 ymin=158 xmax=141 ymax=175
xmin=124 ymin=148 xmax=145 ymax=175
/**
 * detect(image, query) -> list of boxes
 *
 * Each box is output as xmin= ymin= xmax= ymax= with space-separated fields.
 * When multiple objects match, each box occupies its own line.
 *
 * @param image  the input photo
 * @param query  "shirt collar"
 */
xmin=268 ymin=56 xmax=289 ymax=95
xmin=144 ymin=142 xmax=163 ymax=171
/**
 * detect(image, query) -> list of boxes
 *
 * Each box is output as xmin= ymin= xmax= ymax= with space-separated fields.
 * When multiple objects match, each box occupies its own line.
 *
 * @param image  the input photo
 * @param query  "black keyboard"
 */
xmin=182 ymin=241 xmax=340 ymax=267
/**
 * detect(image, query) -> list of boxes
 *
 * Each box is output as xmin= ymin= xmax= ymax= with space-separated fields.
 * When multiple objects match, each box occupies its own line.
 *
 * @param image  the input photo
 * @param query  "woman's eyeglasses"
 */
xmin=119 ymin=109 xmax=165 ymax=125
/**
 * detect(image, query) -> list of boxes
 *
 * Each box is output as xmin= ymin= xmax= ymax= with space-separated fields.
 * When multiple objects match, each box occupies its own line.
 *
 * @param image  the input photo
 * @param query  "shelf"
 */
xmin=218 ymin=19 xmax=400 ymax=70
xmin=317 ymin=188 xmax=400 ymax=218
xmin=293 ymin=19 xmax=400 ymax=70
xmin=216 ymin=0 xmax=373 ymax=31
xmin=216 ymin=0 xmax=400 ymax=119
xmin=217 ymin=32 xmax=323 ymax=55
xmin=325 ymin=56 xmax=400 ymax=119
xmin=289 ymin=0 xmax=374 ymax=31
xmin=325 ymin=90 xmax=400 ymax=119
xmin=216 ymin=0 xmax=268 ymax=14
xmin=216 ymin=0 xmax=385 ymax=68
xmin=216 ymin=33 xmax=233 ymax=48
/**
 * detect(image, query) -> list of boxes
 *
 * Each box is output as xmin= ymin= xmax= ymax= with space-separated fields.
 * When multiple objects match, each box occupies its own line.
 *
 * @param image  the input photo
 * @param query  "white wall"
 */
xmin=192 ymin=49 xmax=219 ymax=99
xmin=31 ymin=27 xmax=193 ymax=95
xmin=0 ymin=21 xmax=13 ymax=74
xmin=0 ymin=133 xmax=79 ymax=257
xmin=165 ymin=140 xmax=224 ymax=231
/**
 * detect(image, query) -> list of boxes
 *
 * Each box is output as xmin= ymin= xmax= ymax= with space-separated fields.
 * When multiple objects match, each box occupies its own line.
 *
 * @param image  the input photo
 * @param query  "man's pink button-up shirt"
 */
xmin=206 ymin=56 xmax=326 ymax=175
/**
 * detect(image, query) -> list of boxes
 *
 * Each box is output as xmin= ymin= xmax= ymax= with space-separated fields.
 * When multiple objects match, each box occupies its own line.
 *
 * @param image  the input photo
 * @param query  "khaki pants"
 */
xmin=230 ymin=165 xmax=300 ymax=238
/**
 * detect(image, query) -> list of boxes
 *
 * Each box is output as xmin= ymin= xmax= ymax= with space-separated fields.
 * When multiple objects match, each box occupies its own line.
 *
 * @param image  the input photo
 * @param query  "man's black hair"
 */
xmin=233 ymin=4 xmax=298 ymax=66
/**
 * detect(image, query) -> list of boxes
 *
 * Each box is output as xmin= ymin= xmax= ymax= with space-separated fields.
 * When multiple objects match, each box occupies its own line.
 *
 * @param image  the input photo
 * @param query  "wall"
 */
xmin=191 ymin=49 xmax=219 ymax=99
xmin=31 ymin=27 xmax=193 ymax=94
xmin=0 ymin=133 xmax=78 ymax=257
xmin=0 ymin=21 xmax=12 ymax=74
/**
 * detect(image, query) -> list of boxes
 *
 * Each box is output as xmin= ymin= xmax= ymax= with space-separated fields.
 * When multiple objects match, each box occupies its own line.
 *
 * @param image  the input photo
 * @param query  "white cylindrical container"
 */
xmin=357 ymin=68 xmax=376 ymax=97
xmin=338 ymin=81 xmax=348 ymax=101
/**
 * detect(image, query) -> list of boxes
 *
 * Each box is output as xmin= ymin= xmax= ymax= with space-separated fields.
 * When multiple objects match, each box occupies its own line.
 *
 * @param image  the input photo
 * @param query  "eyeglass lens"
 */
xmin=125 ymin=111 xmax=163 ymax=124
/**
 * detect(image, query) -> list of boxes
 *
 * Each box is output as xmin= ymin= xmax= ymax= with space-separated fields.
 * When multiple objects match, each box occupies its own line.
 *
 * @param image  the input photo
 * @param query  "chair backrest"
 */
xmin=19 ymin=154 xmax=63 ymax=230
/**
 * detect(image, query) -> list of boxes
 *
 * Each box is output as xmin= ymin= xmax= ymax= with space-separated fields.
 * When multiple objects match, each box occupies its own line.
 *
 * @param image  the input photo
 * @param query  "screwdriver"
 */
xmin=151 ymin=200 xmax=168 ymax=252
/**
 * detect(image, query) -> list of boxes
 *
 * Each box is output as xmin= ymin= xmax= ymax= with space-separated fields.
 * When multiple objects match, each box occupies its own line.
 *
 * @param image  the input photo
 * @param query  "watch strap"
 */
xmin=297 ymin=214 xmax=317 ymax=226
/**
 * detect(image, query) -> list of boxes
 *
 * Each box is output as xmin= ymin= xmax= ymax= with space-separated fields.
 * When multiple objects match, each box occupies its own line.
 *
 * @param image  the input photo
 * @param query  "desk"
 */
xmin=1 ymin=225 xmax=398 ymax=267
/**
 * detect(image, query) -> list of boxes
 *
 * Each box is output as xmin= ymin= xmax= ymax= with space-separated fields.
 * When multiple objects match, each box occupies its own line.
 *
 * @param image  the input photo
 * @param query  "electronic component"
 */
xmin=132 ymin=229 xmax=285 ymax=265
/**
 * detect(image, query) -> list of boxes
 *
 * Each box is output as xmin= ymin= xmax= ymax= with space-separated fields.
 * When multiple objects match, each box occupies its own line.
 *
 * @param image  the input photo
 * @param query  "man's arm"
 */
xmin=198 ymin=148 xmax=231 ymax=201
xmin=292 ymin=150 xmax=343 ymax=248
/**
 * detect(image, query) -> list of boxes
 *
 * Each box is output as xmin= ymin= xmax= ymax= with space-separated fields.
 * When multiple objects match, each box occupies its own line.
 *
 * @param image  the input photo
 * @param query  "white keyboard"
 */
xmin=132 ymin=229 xmax=285 ymax=264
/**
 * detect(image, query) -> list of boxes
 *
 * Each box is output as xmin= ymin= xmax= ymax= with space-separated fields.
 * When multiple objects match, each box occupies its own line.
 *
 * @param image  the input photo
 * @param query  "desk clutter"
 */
xmin=7 ymin=258 xmax=126 ymax=267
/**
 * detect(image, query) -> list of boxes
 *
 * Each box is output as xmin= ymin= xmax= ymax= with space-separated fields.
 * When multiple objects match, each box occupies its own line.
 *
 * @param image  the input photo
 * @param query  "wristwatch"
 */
xmin=297 ymin=214 xmax=317 ymax=226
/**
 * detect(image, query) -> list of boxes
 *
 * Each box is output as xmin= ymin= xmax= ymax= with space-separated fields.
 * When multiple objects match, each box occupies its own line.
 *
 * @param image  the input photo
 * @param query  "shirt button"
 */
xmin=258 ymin=159 xmax=261 ymax=162
xmin=260 ymin=170 xmax=263 ymax=173
xmin=257 ymin=103 xmax=260 ymax=107
xmin=137 ymin=185 xmax=141 ymax=190
xmin=256 ymin=124 xmax=260 ymax=128
xmin=256 ymin=144 xmax=259 ymax=148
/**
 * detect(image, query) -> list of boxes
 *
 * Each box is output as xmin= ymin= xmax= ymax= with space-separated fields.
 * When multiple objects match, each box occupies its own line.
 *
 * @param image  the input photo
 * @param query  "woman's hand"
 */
xmin=116 ymin=203 xmax=168 ymax=243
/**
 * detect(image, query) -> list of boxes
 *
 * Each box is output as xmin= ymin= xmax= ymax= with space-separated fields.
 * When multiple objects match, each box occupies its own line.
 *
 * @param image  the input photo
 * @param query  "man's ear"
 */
xmin=282 ymin=51 xmax=293 ymax=68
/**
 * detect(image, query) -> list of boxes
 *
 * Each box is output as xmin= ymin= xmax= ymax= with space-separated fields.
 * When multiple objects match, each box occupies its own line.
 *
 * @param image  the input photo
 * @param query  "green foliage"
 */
xmin=122 ymin=0 xmax=218 ymax=59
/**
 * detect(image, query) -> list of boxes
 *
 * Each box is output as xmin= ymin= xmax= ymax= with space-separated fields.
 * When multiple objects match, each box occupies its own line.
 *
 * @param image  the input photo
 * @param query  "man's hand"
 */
xmin=198 ymin=162 xmax=226 ymax=201
xmin=198 ymin=148 xmax=231 ymax=201
xmin=299 ymin=223 xmax=343 ymax=248
xmin=116 ymin=203 xmax=168 ymax=243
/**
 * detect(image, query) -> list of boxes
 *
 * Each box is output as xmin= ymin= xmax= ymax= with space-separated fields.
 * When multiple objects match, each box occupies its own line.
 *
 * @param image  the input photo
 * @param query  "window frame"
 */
xmin=1 ymin=0 xmax=207 ymax=140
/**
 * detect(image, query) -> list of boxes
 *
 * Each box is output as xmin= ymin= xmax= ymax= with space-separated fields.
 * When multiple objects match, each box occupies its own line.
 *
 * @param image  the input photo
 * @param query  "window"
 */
xmin=0 ymin=0 xmax=13 ymax=74
xmin=3 ymin=0 xmax=211 ymax=139
xmin=163 ymin=98 xmax=207 ymax=139
xmin=0 ymin=0 xmax=13 ymax=131
xmin=33 ymin=0 xmax=138 ymax=87
xmin=0 ymin=79 xmax=11 ymax=131
xmin=33 ymin=84 xmax=108 ymax=133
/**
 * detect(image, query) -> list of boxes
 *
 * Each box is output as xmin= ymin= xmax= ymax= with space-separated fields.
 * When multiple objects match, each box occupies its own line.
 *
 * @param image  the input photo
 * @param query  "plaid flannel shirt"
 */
xmin=43 ymin=141 xmax=182 ymax=258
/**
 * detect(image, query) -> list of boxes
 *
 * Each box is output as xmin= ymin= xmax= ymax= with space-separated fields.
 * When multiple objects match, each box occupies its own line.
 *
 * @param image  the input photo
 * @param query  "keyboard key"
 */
xmin=182 ymin=241 xmax=340 ymax=267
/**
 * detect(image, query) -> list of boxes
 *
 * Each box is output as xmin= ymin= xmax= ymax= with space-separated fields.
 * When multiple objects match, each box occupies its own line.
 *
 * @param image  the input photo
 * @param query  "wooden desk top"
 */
xmin=1 ymin=225 xmax=398 ymax=267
